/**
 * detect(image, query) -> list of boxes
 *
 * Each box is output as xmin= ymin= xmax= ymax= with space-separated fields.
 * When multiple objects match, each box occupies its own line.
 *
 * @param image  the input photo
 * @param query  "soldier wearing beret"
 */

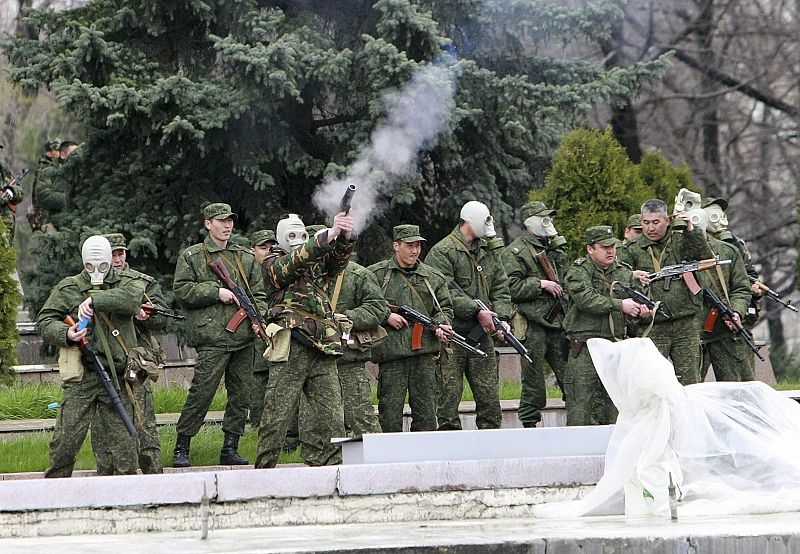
xmin=562 ymin=226 xmax=652 ymax=425
xmin=501 ymin=201 xmax=569 ymax=428
xmin=172 ymin=203 xmax=268 ymax=467
xmin=248 ymin=229 xmax=277 ymax=427
xmin=369 ymin=225 xmax=453 ymax=432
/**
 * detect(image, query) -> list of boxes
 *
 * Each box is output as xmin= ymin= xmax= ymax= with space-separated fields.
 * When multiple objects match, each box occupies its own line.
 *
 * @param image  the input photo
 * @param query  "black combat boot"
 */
xmin=220 ymin=431 xmax=249 ymax=465
xmin=172 ymin=434 xmax=192 ymax=468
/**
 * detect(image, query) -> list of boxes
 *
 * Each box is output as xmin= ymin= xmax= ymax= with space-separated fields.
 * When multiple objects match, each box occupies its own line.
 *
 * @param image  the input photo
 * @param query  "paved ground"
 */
xmin=2 ymin=512 xmax=800 ymax=553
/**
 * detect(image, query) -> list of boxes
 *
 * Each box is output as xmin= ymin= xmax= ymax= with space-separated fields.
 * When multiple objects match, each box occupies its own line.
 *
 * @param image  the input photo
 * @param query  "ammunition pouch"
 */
xmin=264 ymin=322 xmax=291 ymax=362
xmin=351 ymin=326 xmax=388 ymax=352
xmin=124 ymin=345 xmax=162 ymax=385
xmin=510 ymin=310 xmax=528 ymax=342
xmin=58 ymin=346 xmax=84 ymax=382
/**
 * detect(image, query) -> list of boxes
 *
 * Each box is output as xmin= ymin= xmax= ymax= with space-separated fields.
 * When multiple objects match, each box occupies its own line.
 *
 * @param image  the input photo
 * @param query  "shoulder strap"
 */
xmin=331 ymin=269 xmax=347 ymax=312
xmin=449 ymin=235 xmax=491 ymax=301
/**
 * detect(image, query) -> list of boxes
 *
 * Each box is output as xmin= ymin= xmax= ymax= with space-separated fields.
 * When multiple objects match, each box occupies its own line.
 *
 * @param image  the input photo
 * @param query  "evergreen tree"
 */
xmin=3 ymin=0 xmax=669 ymax=314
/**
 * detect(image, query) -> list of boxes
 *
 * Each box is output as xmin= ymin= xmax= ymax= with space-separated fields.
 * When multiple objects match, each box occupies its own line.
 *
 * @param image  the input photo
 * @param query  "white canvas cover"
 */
xmin=535 ymin=337 xmax=800 ymax=518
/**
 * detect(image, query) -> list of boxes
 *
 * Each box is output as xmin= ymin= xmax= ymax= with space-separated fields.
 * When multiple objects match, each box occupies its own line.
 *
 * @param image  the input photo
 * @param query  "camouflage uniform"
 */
xmin=623 ymin=214 xmax=642 ymax=248
xmin=173 ymin=209 xmax=267 ymax=452
xmin=425 ymin=226 xmax=512 ymax=430
xmin=36 ymin=267 xmax=147 ymax=477
xmin=29 ymin=141 xmax=63 ymax=232
xmin=501 ymin=202 xmax=569 ymax=427
xmin=369 ymin=226 xmax=453 ymax=432
xmin=562 ymin=226 xmax=642 ymax=425
xmin=618 ymin=225 xmax=713 ymax=385
xmin=0 ymin=162 xmax=24 ymax=243
xmin=255 ymin=227 xmax=353 ymax=468
xmin=699 ymin=236 xmax=752 ymax=382
xmin=248 ymin=229 xmax=277 ymax=427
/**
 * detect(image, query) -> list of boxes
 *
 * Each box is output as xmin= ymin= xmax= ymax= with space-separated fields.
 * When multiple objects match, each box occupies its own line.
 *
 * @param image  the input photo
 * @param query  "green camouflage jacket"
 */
xmin=262 ymin=231 xmax=353 ymax=356
xmin=30 ymin=161 xmax=63 ymax=227
xmin=501 ymin=233 xmax=569 ymax=331
xmin=0 ymin=166 xmax=24 ymax=229
xmin=425 ymin=226 xmax=512 ymax=336
xmin=37 ymin=268 xmax=147 ymax=375
xmin=699 ymin=237 xmax=752 ymax=344
xmin=369 ymin=256 xmax=454 ymax=363
xmin=173 ymin=236 xmax=267 ymax=350
xmin=563 ymin=257 xmax=642 ymax=342
xmin=617 ymin=227 xmax=713 ymax=322
xmin=328 ymin=261 xmax=389 ymax=363
xmin=124 ymin=263 xmax=168 ymax=338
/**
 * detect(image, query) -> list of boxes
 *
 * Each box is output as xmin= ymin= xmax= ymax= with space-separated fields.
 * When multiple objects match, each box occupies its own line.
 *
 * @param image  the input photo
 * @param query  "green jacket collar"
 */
xmin=637 ymin=228 xmax=673 ymax=249
xmin=203 ymin=235 xmax=231 ymax=253
xmin=387 ymin=255 xmax=426 ymax=274
xmin=450 ymin=226 xmax=485 ymax=252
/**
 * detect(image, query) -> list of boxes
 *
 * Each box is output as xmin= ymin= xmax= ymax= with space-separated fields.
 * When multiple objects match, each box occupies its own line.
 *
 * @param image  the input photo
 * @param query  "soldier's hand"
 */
xmin=252 ymin=322 xmax=267 ymax=338
xmin=136 ymin=302 xmax=153 ymax=321
xmin=218 ymin=288 xmax=238 ymax=305
xmin=435 ymin=324 xmax=453 ymax=341
xmin=77 ymin=298 xmax=94 ymax=320
xmin=477 ymin=309 xmax=496 ymax=334
xmin=621 ymin=299 xmax=643 ymax=317
xmin=1 ymin=189 xmax=11 ymax=202
xmin=67 ymin=322 xmax=88 ymax=343
xmin=493 ymin=320 xmax=510 ymax=342
xmin=751 ymin=283 xmax=764 ymax=297
xmin=724 ymin=312 xmax=742 ymax=331
xmin=387 ymin=313 xmax=409 ymax=329
xmin=674 ymin=212 xmax=692 ymax=231
xmin=540 ymin=279 xmax=562 ymax=297
xmin=637 ymin=305 xmax=652 ymax=319
xmin=329 ymin=211 xmax=354 ymax=243
xmin=633 ymin=270 xmax=651 ymax=286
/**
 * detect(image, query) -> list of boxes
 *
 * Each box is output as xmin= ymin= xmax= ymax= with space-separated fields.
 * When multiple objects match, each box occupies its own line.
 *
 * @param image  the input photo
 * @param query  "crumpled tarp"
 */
xmin=535 ymin=337 xmax=800 ymax=518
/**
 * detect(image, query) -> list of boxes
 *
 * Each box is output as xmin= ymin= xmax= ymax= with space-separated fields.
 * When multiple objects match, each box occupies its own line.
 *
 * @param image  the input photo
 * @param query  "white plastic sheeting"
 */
xmin=535 ymin=337 xmax=800 ymax=518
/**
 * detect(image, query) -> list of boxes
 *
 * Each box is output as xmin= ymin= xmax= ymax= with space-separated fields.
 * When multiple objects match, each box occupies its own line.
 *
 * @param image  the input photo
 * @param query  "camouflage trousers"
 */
xmin=648 ymin=317 xmax=702 ymax=385
xmin=92 ymin=380 xmax=162 ymax=474
xmin=249 ymin=355 xmax=270 ymax=427
xmin=378 ymin=355 xmax=438 ymax=433
xmin=255 ymin=340 xmax=345 ymax=469
xmin=518 ymin=324 xmax=567 ymax=427
xmin=701 ymin=336 xmax=750 ymax=382
xmin=437 ymin=334 xmax=501 ymax=430
xmin=176 ymin=343 xmax=255 ymax=437
xmin=46 ymin=368 xmax=138 ymax=478
xmin=563 ymin=344 xmax=617 ymax=426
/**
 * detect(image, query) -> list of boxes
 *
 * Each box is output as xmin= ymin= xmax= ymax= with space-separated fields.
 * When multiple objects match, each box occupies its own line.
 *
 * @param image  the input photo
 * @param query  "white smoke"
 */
xmin=313 ymin=56 xmax=461 ymax=232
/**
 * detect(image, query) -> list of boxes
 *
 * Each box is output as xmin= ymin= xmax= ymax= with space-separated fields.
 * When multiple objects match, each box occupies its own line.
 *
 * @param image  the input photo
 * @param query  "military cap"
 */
xmin=305 ymin=224 xmax=326 ymax=235
xmin=520 ymin=201 xmax=555 ymax=220
xmin=393 ymin=224 xmax=426 ymax=243
xmin=203 ymin=202 xmax=237 ymax=221
xmin=700 ymin=197 xmax=728 ymax=211
xmin=45 ymin=139 xmax=61 ymax=152
xmin=626 ymin=214 xmax=642 ymax=229
xmin=250 ymin=229 xmax=276 ymax=246
xmin=103 ymin=233 xmax=128 ymax=251
xmin=586 ymin=225 xmax=617 ymax=246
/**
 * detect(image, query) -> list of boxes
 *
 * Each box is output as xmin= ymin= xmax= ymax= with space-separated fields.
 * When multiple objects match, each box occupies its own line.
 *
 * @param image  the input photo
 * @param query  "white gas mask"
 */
xmin=673 ymin=188 xmax=702 ymax=214
xmin=524 ymin=215 xmax=558 ymax=238
xmin=276 ymin=214 xmax=309 ymax=252
xmin=460 ymin=201 xmax=495 ymax=239
xmin=81 ymin=235 xmax=112 ymax=286
xmin=704 ymin=205 xmax=729 ymax=233
xmin=685 ymin=208 xmax=709 ymax=232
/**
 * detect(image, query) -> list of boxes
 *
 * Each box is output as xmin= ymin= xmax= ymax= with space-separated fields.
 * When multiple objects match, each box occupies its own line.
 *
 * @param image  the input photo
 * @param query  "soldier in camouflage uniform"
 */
xmin=425 ymin=201 xmax=512 ymax=430
xmin=622 ymin=214 xmax=642 ymax=247
xmin=563 ymin=226 xmax=653 ymax=425
xmin=89 ymin=233 xmax=166 ymax=474
xmin=37 ymin=235 xmax=148 ymax=477
xmin=249 ymin=229 xmax=277 ymax=427
xmin=28 ymin=139 xmax=63 ymax=233
xmin=172 ymin=203 xmax=267 ymax=467
xmin=618 ymin=199 xmax=713 ymax=385
xmin=369 ymin=225 xmax=454 ymax=432
xmin=690 ymin=205 xmax=754 ymax=382
xmin=501 ymin=201 xmax=569 ymax=428
xmin=255 ymin=211 xmax=354 ymax=468
xmin=703 ymin=197 xmax=761 ymax=381
xmin=0 ymin=145 xmax=24 ymax=244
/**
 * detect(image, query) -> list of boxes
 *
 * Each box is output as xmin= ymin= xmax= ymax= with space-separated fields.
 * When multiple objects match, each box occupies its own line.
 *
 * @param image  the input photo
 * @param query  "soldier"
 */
xmin=425 ymin=201 xmax=512 ymax=430
xmin=254 ymin=211 xmax=353 ymax=468
xmin=0 ymin=147 xmax=24 ymax=244
xmin=89 ymin=233 xmax=167 ymax=474
xmin=28 ymin=139 xmax=63 ymax=232
xmin=690 ymin=207 xmax=753 ymax=382
xmin=369 ymin=224 xmax=454 ymax=432
xmin=248 ymin=229 xmax=277 ymax=428
xmin=623 ymin=214 xmax=642 ymax=247
xmin=501 ymin=201 xmax=569 ymax=428
xmin=620 ymin=199 xmax=714 ymax=385
xmin=562 ymin=226 xmax=652 ymax=425
xmin=172 ymin=203 xmax=267 ymax=467
xmin=36 ymin=235 xmax=147 ymax=477
xmin=703 ymin=197 xmax=761 ymax=381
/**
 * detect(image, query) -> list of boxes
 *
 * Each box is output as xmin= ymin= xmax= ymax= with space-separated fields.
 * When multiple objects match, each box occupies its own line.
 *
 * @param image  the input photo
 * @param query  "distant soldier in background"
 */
xmin=501 ymin=201 xmax=569 ymax=428
xmin=248 ymin=229 xmax=277 ymax=428
xmin=622 ymin=214 xmax=642 ymax=247
xmin=0 ymin=144 xmax=24 ymax=243
xmin=28 ymin=139 xmax=63 ymax=232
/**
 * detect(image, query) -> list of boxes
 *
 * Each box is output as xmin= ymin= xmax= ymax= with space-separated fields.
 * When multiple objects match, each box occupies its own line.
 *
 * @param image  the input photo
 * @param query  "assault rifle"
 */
xmin=140 ymin=303 xmax=186 ymax=320
xmin=341 ymin=183 xmax=356 ymax=213
xmin=535 ymin=251 xmax=569 ymax=323
xmin=471 ymin=298 xmax=532 ymax=363
xmin=703 ymin=288 xmax=764 ymax=361
xmin=1 ymin=167 xmax=28 ymax=213
xmin=64 ymin=315 xmax=138 ymax=437
xmin=647 ymin=258 xmax=731 ymax=292
xmin=208 ymin=258 xmax=268 ymax=341
xmin=749 ymin=276 xmax=798 ymax=313
xmin=612 ymin=283 xmax=671 ymax=319
xmin=389 ymin=304 xmax=487 ymax=357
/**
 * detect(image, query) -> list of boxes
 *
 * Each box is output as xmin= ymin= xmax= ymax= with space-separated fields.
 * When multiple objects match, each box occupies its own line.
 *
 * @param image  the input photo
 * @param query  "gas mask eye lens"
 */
xmin=301 ymin=233 xmax=308 ymax=241
xmin=709 ymin=213 xmax=720 ymax=223
xmin=541 ymin=216 xmax=552 ymax=227
xmin=99 ymin=262 xmax=109 ymax=273
xmin=85 ymin=262 xmax=94 ymax=272
xmin=288 ymin=232 xmax=296 ymax=239
xmin=485 ymin=216 xmax=493 ymax=225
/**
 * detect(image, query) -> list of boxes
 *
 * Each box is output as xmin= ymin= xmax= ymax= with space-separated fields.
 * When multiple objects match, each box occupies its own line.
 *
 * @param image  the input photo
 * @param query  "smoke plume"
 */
xmin=312 ymin=56 xmax=460 ymax=232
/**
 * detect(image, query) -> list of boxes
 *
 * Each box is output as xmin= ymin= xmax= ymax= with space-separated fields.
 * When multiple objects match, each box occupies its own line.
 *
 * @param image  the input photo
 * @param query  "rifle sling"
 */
xmin=95 ymin=312 xmax=144 ymax=431
xmin=449 ymin=235 xmax=491 ymax=301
